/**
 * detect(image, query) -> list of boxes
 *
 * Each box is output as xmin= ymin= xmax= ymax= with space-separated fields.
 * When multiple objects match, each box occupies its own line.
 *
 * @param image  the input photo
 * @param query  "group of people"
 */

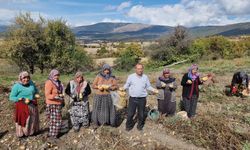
xmin=9 ymin=63 xmax=207 ymax=141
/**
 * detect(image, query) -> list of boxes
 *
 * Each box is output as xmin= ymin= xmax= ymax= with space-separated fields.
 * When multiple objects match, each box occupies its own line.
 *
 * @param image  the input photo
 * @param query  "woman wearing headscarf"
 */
xmin=45 ymin=69 xmax=64 ymax=139
xmin=156 ymin=68 xmax=177 ymax=117
xmin=9 ymin=71 xmax=40 ymax=138
xmin=92 ymin=64 xmax=118 ymax=126
xmin=181 ymin=64 xmax=205 ymax=118
xmin=65 ymin=72 xmax=91 ymax=132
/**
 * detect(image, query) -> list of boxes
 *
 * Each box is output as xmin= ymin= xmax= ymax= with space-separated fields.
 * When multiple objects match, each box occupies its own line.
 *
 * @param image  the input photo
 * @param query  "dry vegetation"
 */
xmin=0 ymin=58 xmax=250 ymax=150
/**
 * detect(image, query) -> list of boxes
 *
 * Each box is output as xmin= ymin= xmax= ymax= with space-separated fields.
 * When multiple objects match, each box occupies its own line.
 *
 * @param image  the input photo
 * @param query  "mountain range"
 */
xmin=1 ymin=22 xmax=250 ymax=41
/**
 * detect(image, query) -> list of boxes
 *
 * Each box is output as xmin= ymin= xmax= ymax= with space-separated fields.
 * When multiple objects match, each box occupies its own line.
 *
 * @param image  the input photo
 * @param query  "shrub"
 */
xmin=114 ymin=43 xmax=144 ymax=71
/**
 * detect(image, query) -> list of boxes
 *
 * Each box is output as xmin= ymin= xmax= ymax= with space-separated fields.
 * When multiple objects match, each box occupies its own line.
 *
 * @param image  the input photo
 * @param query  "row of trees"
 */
xmin=1 ymin=13 xmax=93 ymax=74
xmin=145 ymin=26 xmax=250 ymax=68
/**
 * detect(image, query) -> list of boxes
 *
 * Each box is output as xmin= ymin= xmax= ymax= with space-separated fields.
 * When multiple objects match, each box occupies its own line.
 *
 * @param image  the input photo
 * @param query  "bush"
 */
xmin=96 ymin=46 xmax=108 ymax=57
xmin=146 ymin=26 xmax=192 ymax=67
xmin=115 ymin=43 xmax=144 ymax=71
xmin=70 ymin=46 xmax=94 ymax=73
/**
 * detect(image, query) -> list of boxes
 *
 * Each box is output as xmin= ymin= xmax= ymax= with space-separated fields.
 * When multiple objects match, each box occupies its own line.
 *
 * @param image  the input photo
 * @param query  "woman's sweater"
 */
xmin=181 ymin=73 xmax=203 ymax=98
xmin=45 ymin=80 xmax=64 ymax=105
xmin=9 ymin=81 xmax=38 ymax=102
xmin=92 ymin=75 xmax=118 ymax=95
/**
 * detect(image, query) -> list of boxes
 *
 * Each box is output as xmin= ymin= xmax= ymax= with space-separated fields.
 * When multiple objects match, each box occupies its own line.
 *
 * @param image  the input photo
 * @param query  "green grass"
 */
xmin=1 ymin=57 xmax=250 ymax=86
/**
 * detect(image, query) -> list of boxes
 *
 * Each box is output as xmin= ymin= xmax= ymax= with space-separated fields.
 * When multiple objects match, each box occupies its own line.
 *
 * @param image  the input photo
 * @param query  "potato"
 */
xmin=161 ymin=82 xmax=166 ymax=87
xmin=118 ymin=91 xmax=126 ymax=97
xmin=153 ymin=89 xmax=159 ymax=94
xmin=187 ymin=80 xmax=192 ymax=84
xmin=102 ymin=85 xmax=110 ymax=90
xmin=25 ymin=98 xmax=30 ymax=104
xmin=202 ymin=76 xmax=208 ymax=81
xmin=59 ymin=94 xmax=64 ymax=98
xmin=169 ymin=83 xmax=174 ymax=88
xmin=34 ymin=94 xmax=40 ymax=99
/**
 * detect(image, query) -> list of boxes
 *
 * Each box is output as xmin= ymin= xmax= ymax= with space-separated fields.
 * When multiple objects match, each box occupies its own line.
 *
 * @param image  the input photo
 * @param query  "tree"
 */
xmin=147 ymin=26 xmax=191 ymax=64
xmin=4 ymin=13 xmax=44 ymax=73
xmin=115 ymin=43 xmax=144 ymax=71
xmin=4 ymin=13 xmax=94 ymax=74
xmin=70 ymin=46 xmax=95 ymax=72
xmin=44 ymin=19 xmax=76 ymax=73
xmin=96 ymin=46 xmax=108 ymax=57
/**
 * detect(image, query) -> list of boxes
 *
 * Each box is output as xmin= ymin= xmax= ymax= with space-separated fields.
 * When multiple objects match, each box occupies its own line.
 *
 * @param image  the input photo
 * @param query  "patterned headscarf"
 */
xmin=74 ymin=71 xmax=83 ymax=81
xmin=74 ymin=71 xmax=85 ymax=93
xmin=162 ymin=68 xmax=170 ymax=75
xmin=100 ymin=64 xmax=113 ymax=79
xmin=18 ymin=71 xmax=30 ymax=84
xmin=159 ymin=68 xmax=175 ymax=83
xmin=188 ymin=64 xmax=200 ymax=81
xmin=48 ymin=69 xmax=63 ymax=93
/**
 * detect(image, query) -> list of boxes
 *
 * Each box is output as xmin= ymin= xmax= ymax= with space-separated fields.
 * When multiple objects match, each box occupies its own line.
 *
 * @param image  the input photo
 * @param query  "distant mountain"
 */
xmin=189 ymin=22 xmax=250 ymax=37
xmin=0 ymin=25 xmax=7 ymax=32
xmin=72 ymin=22 xmax=174 ymax=41
xmin=1 ymin=22 xmax=250 ymax=41
xmin=72 ymin=22 xmax=250 ymax=41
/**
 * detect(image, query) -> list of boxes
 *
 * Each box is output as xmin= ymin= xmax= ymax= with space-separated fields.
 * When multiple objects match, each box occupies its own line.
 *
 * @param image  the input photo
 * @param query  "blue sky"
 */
xmin=0 ymin=0 xmax=250 ymax=27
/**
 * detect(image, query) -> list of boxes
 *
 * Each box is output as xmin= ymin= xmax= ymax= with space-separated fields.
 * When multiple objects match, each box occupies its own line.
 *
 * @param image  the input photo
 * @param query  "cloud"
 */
xmin=117 ymin=1 xmax=132 ymax=11
xmin=104 ymin=1 xmax=132 ymax=11
xmin=127 ymin=0 xmax=250 ymax=26
xmin=0 ymin=0 xmax=36 ymax=3
xmin=0 ymin=8 xmax=49 ymax=25
xmin=0 ymin=9 xmax=17 ymax=24
xmin=218 ymin=0 xmax=250 ymax=15
xmin=101 ymin=18 xmax=128 ymax=23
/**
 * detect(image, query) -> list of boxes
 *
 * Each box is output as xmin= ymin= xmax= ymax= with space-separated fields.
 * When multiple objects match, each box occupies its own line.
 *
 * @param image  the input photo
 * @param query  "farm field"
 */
xmin=0 ymin=57 xmax=249 ymax=149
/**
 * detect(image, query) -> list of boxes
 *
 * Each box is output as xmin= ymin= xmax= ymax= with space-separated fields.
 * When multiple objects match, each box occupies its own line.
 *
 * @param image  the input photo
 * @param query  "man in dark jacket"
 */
xmin=231 ymin=71 xmax=249 ymax=95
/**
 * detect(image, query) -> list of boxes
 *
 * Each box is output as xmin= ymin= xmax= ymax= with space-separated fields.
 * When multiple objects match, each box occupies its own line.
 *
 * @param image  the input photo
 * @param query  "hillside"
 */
xmin=72 ymin=22 xmax=250 ymax=41
xmin=1 ymin=22 xmax=250 ymax=41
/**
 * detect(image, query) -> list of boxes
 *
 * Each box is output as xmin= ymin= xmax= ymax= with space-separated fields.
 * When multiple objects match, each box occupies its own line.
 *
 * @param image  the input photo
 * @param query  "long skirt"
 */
xmin=15 ymin=104 xmax=39 ymax=137
xmin=69 ymin=101 xmax=89 ymax=130
xmin=158 ymin=90 xmax=176 ymax=116
xmin=157 ymin=99 xmax=176 ymax=116
xmin=91 ymin=94 xmax=116 ymax=126
xmin=183 ymin=95 xmax=198 ymax=118
xmin=46 ymin=104 xmax=62 ymax=138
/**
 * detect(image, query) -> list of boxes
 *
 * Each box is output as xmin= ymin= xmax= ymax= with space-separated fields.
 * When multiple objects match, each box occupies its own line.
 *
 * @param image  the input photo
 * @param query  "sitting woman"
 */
xmin=65 ymin=72 xmax=91 ymax=132
xmin=9 ymin=71 xmax=40 ymax=138
xmin=156 ymin=68 xmax=177 ymax=117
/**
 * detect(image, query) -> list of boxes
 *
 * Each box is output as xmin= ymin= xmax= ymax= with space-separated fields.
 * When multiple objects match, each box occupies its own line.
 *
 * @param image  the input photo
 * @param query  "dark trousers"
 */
xmin=126 ymin=97 xmax=146 ymax=130
xmin=183 ymin=95 xmax=198 ymax=118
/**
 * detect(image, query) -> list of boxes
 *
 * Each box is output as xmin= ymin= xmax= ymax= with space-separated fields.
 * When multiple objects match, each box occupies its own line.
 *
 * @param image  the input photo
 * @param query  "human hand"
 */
xmin=58 ymin=94 xmax=64 ymax=98
xmin=24 ymin=98 xmax=30 ymax=104
xmin=161 ymin=82 xmax=166 ymax=88
xmin=102 ymin=84 xmax=111 ymax=90
xmin=98 ymin=85 xmax=104 ymax=91
xmin=152 ymin=89 xmax=159 ymax=94
xmin=169 ymin=83 xmax=174 ymax=88
xmin=55 ymin=96 xmax=63 ymax=101
xmin=18 ymin=98 xmax=24 ymax=101
xmin=187 ymin=80 xmax=192 ymax=84
xmin=119 ymin=87 xmax=125 ymax=91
